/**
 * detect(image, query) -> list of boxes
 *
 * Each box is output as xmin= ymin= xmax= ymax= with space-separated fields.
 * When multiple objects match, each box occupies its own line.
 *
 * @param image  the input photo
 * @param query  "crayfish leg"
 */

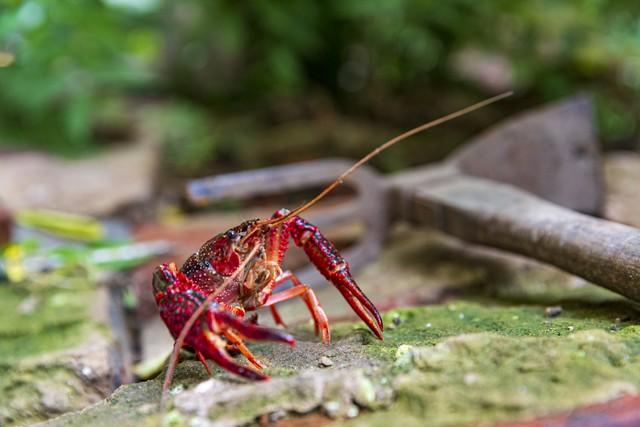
xmin=222 ymin=329 xmax=265 ymax=370
xmin=204 ymin=310 xmax=294 ymax=377
xmin=269 ymin=305 xmax=287 ymax=328
xmin=263 ymin=270 xmax=330 ymax=343
xmin=196 ymin=351 xmax=212 ymax=376
xmin=202 ymin=331 xmax=269 ymax=381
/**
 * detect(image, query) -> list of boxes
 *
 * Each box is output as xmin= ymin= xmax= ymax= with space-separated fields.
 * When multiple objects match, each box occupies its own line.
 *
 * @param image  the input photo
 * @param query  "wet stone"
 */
xmin=392 ymin=313 xmax=402 ymax=326
xmin=319 ymin=356 xmax=334 ymax=367
xmin=545 ymin=305 xmax=563 ymax=318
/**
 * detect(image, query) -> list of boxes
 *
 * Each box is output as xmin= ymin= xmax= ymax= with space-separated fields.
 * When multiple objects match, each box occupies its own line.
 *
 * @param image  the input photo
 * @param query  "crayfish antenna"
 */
xmin=259 ymin=91 xmax=513 ymax=228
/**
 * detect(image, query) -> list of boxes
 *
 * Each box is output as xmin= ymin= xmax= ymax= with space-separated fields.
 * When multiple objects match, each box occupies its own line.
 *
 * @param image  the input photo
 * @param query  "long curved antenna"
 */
xmin=258 ymin=91 xmax=513 ymax=227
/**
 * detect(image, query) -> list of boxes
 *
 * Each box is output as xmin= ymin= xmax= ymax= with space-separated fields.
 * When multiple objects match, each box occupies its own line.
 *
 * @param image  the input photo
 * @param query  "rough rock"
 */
xmin=37 ymin=336 xmax=392 ymax=427
xmin=0 ymin=138 xmax=158 ymax=216
xmin=0 ymin=280 xmax=127 ymax=426
xmin=174 ymin=368 xmax=392 ymax=426
xmin=36 ymin=290 xmax=640 ymax=427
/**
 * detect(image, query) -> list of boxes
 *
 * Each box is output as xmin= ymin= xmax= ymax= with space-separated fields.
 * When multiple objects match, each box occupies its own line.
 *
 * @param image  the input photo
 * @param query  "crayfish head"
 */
xmin=196 ymin=219 xmax=266 ymax=278
xmin=228 ymin=219 xmax=263 ymax=250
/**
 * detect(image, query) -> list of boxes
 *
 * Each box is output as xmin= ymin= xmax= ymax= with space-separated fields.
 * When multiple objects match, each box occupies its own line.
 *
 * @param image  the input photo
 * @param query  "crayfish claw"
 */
xmin=288 ymin=215 xmax=384 ymax=340
xmin=336 ymin=283 xmax=384 ymax=340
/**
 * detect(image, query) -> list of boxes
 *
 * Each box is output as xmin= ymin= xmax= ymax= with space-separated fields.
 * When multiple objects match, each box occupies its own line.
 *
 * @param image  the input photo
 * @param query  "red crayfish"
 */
xmin=152 ymin=92 xmax=511 ymax=390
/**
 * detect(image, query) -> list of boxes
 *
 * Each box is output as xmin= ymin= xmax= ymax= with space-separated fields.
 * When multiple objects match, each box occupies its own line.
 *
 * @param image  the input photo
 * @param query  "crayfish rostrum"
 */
xmin=152 ymin=92 xmax=512 ymax=389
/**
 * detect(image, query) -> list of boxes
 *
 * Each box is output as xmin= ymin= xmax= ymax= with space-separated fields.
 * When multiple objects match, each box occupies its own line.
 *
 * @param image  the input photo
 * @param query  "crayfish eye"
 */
xmin=152 ymin=264 xmax=176 ymax=294
xmin=226 ymin=230 xmax=237 ymax=239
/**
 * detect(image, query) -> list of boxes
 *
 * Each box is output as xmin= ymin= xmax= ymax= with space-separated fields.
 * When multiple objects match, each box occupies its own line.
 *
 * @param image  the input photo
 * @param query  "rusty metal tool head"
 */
xmin=452 ymin=95 xmax=603 ymax=214
xmin=391 ymin=95 xmax=603 ymax=216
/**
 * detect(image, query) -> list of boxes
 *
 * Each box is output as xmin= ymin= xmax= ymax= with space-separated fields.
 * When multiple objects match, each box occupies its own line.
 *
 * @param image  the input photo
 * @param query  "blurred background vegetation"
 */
xmin=0 ymin=0 xmax=639 ymax=175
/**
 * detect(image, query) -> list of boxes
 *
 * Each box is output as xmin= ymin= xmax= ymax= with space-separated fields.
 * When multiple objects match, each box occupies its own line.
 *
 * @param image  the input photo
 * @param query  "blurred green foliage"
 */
xmin=0 ymin=0 xmax=639 ymax=164
xmin=0 ymin=0 xmax=157 ymax=153
xmin=146 ymin=103 xmax=219 ymax=176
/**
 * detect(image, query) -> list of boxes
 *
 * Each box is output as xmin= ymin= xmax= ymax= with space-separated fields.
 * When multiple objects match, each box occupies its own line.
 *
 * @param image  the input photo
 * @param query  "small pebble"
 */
xmin=545 ymin=306 xmax=563 ymax=318
xmin=346 ymin=405 xmax=360 ymax=418
xmin=269 ymin=410 xmax=287 ymax=422
xmin=568 ymin=326 xmax=575 ymax=332
xmin=392 ymin=313 xmax=402 ymax=326
xmin=169 ymin=384 xmax=185 ymax=396
xmin=323 ymin=401 xmax=341 ymax=418
xmin=18 ymin=295 xmax=39 ymax=314
xmin=319 ymin=356 xmax=334 ymax=367
xmin=463 ymin=373 xmax=479 ymax=385
xmin=194 ymin=380 xmax=214 ymax=394
xmin=81 ymin=366 xmax=93 ymax=378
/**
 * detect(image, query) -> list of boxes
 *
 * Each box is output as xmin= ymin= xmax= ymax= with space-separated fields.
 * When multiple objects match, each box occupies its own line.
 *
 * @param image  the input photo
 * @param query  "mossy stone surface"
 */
xmin=38 ymin=295 xmax=640 ymax=427
xmin=342 ymin=300 xmax=640 ymax=427
xmin=0 ymin=283 xmax=91 ymax=360
xmin=0 ymin=280 xmax=116 ymax=426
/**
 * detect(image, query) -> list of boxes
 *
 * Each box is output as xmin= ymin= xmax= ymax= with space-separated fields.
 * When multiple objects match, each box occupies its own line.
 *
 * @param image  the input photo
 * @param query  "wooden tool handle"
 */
xmin=400 ymin=174 xmax=640 ymax=302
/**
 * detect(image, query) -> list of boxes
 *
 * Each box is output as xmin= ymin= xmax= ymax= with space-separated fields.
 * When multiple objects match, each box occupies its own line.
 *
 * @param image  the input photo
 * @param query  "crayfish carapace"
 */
xmin=153 ymin=92 xmax=512 ymax=391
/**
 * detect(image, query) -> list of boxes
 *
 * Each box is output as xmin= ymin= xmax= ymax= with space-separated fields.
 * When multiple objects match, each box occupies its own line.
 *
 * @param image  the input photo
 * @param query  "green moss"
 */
xmin=346 ymin=330 xmax=640 ymax=427
xmin=330 ymin=299 xmax=636 ymax=362
xmin=0 ymin=283 xmax=95 ymax=361
xmin=336 ymin=298 xmax=640 ymax=427
xmin=0 ymin=278 xmax=103 ymax=426
xmin=0 ymin=323 xmax=94 ymax=364
xmin=33 ymin=297 xmax=640 ymax=427
xmin=41 ymin=378 xmax=161 ymax=427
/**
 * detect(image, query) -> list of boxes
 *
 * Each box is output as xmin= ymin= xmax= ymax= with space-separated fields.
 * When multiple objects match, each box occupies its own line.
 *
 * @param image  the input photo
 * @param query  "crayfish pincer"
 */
xmin=153 ymin=92 xmax=512 ymax=390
